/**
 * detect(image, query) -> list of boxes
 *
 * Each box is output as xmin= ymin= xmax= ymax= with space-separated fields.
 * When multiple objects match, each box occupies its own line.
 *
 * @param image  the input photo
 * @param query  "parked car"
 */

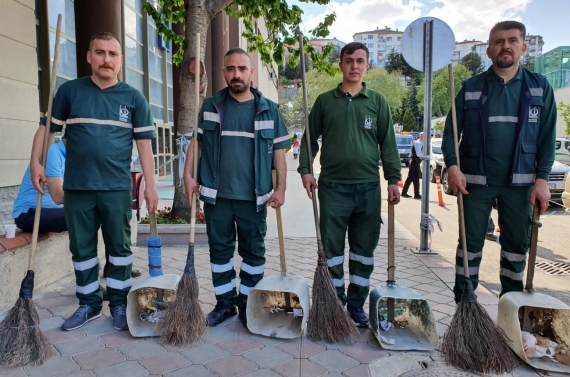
xmin=395 ymin=134 xmax=414 ymax=167
xmin=555 ymin=138 xmax=570 ymax=166
xmin=419 ymin=138 xmax=444 ymax=183
xmin=440 ymin=160 xmax=570 ymax=202
xmin=562 ymin=172 xmax=570 ymax=214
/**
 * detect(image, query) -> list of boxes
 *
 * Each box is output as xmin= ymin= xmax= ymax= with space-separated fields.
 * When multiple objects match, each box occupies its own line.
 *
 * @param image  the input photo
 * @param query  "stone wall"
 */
xmin=0 ymin=185 xmax=19 ymax=232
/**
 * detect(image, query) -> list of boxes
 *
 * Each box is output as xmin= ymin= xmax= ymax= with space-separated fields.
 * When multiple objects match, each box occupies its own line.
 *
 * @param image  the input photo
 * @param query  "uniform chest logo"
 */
xmin=528 ymin=107 xmax=539 ymax=123
xmin=119 ymin=105 xmax=129 ymax=122
xmin=364 ymin=115 xmax=372 ymax=129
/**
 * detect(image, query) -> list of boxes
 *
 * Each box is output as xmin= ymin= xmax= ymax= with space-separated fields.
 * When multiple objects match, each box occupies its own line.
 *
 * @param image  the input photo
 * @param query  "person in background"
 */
xmin=401 ymin=132 xmax=426 ymax=199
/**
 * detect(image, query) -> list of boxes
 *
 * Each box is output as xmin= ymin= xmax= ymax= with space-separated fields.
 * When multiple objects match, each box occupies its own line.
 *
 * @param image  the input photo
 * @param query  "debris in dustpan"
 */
xmin=137 ymin=287 xmax=176 ymax=308
xmin=522 ymin=331 xmax=569 ymax=360
xmin=378 ymin=315 xmax=393 ymax=331
xmin=519 ymin=307 xmax=570 ymax=365
xmin=139 ymin=302 xmax=171 ymax=323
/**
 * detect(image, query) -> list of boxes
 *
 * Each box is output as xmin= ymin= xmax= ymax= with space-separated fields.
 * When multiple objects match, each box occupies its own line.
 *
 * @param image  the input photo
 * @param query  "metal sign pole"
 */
xmin=420 ymin=20 xmax=434 ymax=253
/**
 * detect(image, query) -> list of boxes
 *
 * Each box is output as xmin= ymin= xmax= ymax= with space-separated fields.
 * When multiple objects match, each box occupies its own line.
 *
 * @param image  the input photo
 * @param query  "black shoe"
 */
xmin=110 ymin=304 xmax=128 ymax=331
xmin=131 ymin=269 xmax=142 ymax=278
xmin=401 ymin=193 xmax=411 ymax=198
xmin=347 ymin=305 xmax=369 ymax=327
xmin=237 ymin=301 xmax=248 ymax=329
xmin=414 ymin=195 xmax=422 ymax=199
xmin=207 ymin=302 xmax=237 ymax=327
xmin=485 ymin=233 xmax=499 ymax=242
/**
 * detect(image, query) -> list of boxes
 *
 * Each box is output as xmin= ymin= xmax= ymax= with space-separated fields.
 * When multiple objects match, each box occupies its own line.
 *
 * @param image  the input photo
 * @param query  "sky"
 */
xmin=291 ymin=0 xmax=570 ymax=53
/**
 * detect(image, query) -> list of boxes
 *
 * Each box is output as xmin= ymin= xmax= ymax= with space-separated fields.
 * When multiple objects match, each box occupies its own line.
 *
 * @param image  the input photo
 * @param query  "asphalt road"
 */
xmin=382 ymin=166 xmax=570 ymax=305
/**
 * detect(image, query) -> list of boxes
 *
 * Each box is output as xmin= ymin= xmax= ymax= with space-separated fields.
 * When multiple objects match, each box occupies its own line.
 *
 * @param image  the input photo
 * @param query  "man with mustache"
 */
xmin=184 ymin=48 xmax=291 ymax=328
xmin=442 ymin=21 xmax=557 ymax=303
xmin=30 ymin=32 xmax=158 ymax=332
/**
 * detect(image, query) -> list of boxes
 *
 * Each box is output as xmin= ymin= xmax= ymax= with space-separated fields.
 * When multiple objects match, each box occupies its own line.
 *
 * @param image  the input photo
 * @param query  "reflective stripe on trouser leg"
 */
xmin=64 ymin=190 xmax=103 ymax=311
xmin=318 ymin=181 xmax=354 ymax=306
xmin=99 ymin=191 xmax=133 ymax=308
xmin=497 ymin=186 xmax=532 ymax=296
xmin=204 ymin=199 xmax=238 ymax=306
xmin=234 ymin=200 xmax=267 ymax=304
xmin=346 ymin=182 xmax=380 ymax=308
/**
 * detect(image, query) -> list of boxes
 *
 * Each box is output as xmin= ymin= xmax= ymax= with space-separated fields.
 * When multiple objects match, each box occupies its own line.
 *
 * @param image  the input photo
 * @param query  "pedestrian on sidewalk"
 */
xmin=292 ymin=135 xmax=300 ymax=159
xmin=401 ymin=132 xmax=427 ymax=199
xmin=30 ymin=32 xmax=158 ymax=332
xmin=442 ymin=21 xmax=556 ymax=303
xmin=184 ymin=48 xmax=291 ymax=329
xmin=298 ymin=42 xmax=401 ymax=327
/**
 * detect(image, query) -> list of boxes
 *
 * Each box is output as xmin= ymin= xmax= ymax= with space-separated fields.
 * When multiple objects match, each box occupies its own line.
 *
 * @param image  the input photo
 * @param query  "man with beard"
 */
xmin=184 ymin=48 xmax=291 ymax=328
xmin=30 ymin=32 xmax=158 ymax=332
xmin=442 ymin=21 xmax=556 ymax=303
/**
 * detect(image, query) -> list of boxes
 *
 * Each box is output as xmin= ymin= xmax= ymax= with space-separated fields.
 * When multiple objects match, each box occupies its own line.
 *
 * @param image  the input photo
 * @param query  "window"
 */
xmin=368 ymin=43 xmax=374 ymax=48
xmin=124 ymin=2 xmax=145 ymax=94
xmin=378 ymin=44 xmax=385 ymax=49
xmin=368 ymin=35 xmax=374 ymax=39
xmin=397 ymin=37 xmax=401 ymax=41
xmin=47 ymin=0 xmax=77 ymax=92
xmin=386 ymin=37 xmax=392 ymax=42
xmin=378 ymin=52 xmax=383 ymax=57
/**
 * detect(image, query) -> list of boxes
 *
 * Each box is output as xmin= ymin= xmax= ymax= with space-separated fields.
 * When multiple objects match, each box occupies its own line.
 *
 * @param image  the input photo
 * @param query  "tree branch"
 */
xmin=206 ymin=0 xmax=233 ymax=19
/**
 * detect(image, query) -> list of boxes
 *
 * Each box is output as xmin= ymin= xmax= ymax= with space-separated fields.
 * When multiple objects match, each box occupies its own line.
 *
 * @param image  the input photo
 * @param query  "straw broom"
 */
xmin=298 ymin=35 xmax=358 ymax=344
xmin=0 ymin=15 xmax=63 ymax=368
xmin=157 ymin=34 xmax=207 ymax=345
xmin=441 ymin=64 xmax=517 ymax=374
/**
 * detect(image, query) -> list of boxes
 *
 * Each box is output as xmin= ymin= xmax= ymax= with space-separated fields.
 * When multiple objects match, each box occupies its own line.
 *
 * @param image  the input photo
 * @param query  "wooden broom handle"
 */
xmin=28 ymin=15 xmax=62 ymax=271
xmin=387 ymin=203 xmax=395 ymax=282
xmin=189 ymin=33 xmax=200 ymax=244
xmin=525 ymin=206 xmax=541 ymax=291
xmin=272 ymin=171 xmax=287 ymax=274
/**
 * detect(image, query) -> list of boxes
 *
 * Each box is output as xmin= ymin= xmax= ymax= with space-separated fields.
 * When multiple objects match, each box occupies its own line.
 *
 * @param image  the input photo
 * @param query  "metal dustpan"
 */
xmin=247 ymin=171 xmax=310 ymax=338
xmin=369 ymin=205 xmax=438 ymax=351
xmin=498 ymin=207 xmax=570 ymax=373
xmin=127 ymin=213 xmax=180 ymax=337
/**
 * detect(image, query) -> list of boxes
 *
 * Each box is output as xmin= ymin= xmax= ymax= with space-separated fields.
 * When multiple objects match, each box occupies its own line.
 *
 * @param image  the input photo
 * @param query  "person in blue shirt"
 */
xmin=13 ymin=137 xmax=66 ymax=233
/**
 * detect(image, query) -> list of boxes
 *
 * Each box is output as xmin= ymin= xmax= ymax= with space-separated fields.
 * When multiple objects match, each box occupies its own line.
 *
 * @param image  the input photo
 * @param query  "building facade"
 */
xmin=472 ymin=35 xmax=544 ymax=71
xmin=353 ymin=27 xmax=403 ymax=67
xmin=309 ymin=37 xmax=346 ymax=52
xmin=0 ymin=0 xmax=278 ymax=225
xmin=535 ymin=46 xmax=570 ymax=90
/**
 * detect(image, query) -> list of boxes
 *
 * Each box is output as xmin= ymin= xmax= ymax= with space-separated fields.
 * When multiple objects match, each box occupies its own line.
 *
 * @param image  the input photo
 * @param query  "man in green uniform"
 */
xmin=184 ymin=48 xmax=291 ymax=328
xmin=30 ymin=32 xmax=158 ymax=331
xmin=442 ymin=21 xmax=556 ymax=303
xmin=298 ymin=42 xmax=401 ymax=327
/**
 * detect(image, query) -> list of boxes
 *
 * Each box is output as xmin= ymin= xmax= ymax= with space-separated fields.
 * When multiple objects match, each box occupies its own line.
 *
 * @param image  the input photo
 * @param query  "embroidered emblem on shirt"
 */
xmin=119 ymin=105 xmax=130 ymax=122
xmin=364 ymin=115 xmax=372 ymax=129
xmin=528 ymin=107 xmax=539 ymax=123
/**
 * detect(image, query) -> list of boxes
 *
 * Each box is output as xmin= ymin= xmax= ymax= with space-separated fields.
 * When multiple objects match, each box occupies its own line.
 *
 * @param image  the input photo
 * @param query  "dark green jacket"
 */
xmin=442 ymin=67 xmax=556 ymax=186
xmin=197 ymin=87 xmax=291 ymax=211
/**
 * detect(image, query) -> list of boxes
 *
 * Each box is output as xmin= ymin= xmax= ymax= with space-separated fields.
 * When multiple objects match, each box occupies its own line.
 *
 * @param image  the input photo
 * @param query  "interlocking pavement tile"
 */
xmin=243 ymin=346 xmax=293 ymax=368
xmin=118 ymin=340 xmax=166 ymax=360
xmin=431 ymin=303 xmax=456 ymax=317
xmin=422 ymin=292 xmax=455 ymax=305
xmin=352 ymin=328 xmax=375 ymax=343
xmin=81 ymin=317 xmax=115 ymax=336
xmin=430 ymin=309 xmax=448 ymax=322
xmin=217 ymin=336 xmax=263 ymax=355
xmin=343 ymin=364 xmax=372 ymax=377
xmin=277 ymin=337 xmax=325 ymax=358
xmin=139 ymin=352 xmax=191 ymax=374
xmin=241 ymin=370 xmax=282 ymax=376
xmin=339 ymin=342 xmax=387 ymax=363
xmin=163 ymin=365 xmax=217 ymax=377
xmin=179 ymin=343 xmax=229 ymax=364
xmin=435 ymin=321 xmax=449 ymax=337
xmin=73 ymin=347 xmax=125 ymax=369
xmin=49 ymin=304 xmax=81 ymax=318
xmin=272 ymin=359 xmax=327 ymax=377
xmin=314 ymin=339 xmax=355 ymax=350
xmin=99 ymin=330 xmax=139 ymax=347
xmin=247 ymin=333 xmax=285 ymax=346
xmin=308 ymin=349 xmax=359 ymax=372
xmin=438 ymin=315 xmax=453 ymax=326
xmin=40 ymin=316 xmax=64 ymax=331
xmin=59 ymin=371 xmax=96 ymax=377
xmin=55 ymin=285 xmax=77 ymax=296
xmin=56 ymin=336 xmax=105 ymax=356
xmin=203 ymin=324 xmax=238 ymax=344
xmin=412 ymin=283 xmax=448 ymax=294
xmin=204 ymin=355 xmax=258 ymax=377
xmin=43 ymin=327 xmax=85 ymax=344
xmin=36 ymin=296 xmax=75 ymax=309
xmin=226 ymin=321 xmax=251 ymax=335
xmin=36 ymin=307 xmax=53 ymax=319
xmin=0 ymin=367 xmax=27 ymax=377
xmin=93 ymin=360 xmax=149 ymax=377
xmin=24 ymin=356 xmax=80 ymax=377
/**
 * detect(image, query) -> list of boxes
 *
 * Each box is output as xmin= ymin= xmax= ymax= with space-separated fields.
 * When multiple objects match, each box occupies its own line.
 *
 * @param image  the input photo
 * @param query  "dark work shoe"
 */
xmin=237 ymin=301 xmax=248 ymax=329
xmin=110 ymin=304 xmax=128 ymax=331
xmin=401 ymin=193 xmax=411 ymax=198
xmin=131 ymin=269 xmax=142 ymax=278
xmin=62 ymin=305 xmax=101 ymax=331
xmin=485 ymin=233 xmax=499 ymax=242
xmin=347 ymin=305 xmax=369 ymax=327
xmin=414 ymin=195 xmax=422 ymax=199
xmin=207 ymin=302 xmax=237 ymax=327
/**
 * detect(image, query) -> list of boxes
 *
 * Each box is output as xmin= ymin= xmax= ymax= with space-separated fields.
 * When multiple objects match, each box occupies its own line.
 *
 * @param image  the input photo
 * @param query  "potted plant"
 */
xmin=136 ymin=206 xmax=208 ymax=246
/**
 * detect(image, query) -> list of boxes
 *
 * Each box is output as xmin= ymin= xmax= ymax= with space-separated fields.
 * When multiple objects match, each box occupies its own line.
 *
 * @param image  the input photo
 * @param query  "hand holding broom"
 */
xmin=441 ymin=63 xmax=517 ymax=374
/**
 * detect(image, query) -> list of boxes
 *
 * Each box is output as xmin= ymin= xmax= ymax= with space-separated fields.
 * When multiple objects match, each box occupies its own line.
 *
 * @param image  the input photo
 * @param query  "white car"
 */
xmin=419 ymin=138 xmax=444 ymax=183
xmin=555 ymin=138 xmax=570 ymax=165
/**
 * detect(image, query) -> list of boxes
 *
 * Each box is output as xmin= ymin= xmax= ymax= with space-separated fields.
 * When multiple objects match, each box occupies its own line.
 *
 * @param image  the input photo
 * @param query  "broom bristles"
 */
xmin=157 ymin=273 xmax=207 ymax=346
xmin=307 ymin=251 xmax=358 ymax=344
xmin=442 ymin=296 xmax=518 ymax=374
xmin=0 ymin=297 xmax=52 ymax=368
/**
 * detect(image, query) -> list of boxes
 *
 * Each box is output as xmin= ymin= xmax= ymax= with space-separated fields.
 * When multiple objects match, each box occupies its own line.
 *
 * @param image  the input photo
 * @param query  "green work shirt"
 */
xmin=298 ymin=83 xmax=401 ymax=185
xmin=217 ymin=96 xmax=256 ymax=201
xmin=47 ymin=76 xmax=155 ymax=191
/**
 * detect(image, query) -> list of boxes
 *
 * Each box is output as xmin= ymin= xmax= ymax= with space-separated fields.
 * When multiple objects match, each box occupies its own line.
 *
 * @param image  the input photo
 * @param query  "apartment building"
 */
xmin=469 ymin=35 xmax=544 ymax=70
xmin=309 ymin=37 xmax=346 ymax=52
xmin=353 ymin=27 xmax=403 ymax=67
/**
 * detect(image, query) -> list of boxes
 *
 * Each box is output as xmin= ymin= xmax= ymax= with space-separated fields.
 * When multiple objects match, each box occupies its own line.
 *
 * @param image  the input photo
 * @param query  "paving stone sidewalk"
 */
xmin=1 ymin=236 xmax=544 ymax=377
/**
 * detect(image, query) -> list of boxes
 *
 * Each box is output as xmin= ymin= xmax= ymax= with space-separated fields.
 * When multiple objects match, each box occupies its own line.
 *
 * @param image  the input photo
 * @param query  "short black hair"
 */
xmin=340 ymin=42 xmax=369 ymax=62
xmin=488 ymin=21 xmax=526 ymax=45
xmin=225 ymin=47 xmax=250 ymax=59
xmin=89 ymin=32 xmax=122 ymax=50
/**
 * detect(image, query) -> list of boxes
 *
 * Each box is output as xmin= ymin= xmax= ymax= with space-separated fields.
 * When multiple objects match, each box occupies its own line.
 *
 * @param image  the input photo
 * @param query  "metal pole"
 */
xmin=420 ymin=20 xmax=434 ymax=253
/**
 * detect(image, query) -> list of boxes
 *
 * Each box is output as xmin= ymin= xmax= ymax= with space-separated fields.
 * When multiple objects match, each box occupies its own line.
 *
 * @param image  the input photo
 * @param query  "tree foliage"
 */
xmin=402 ymin=109 xmax=416 ymax=132
xmin=461 ymin=52 xmax=484 ymax=75
xmin=384 ymin=49 xmax=423 ymax=86
xmin=521 ymin=53 xmax=535 ymax=71
xmin=417 ymin=64 xmax=472 ymax=118
xmin=558 ymin=101 xmax=570 ymax=137
xmin=278 ymin=54 xmax=312 ymax=80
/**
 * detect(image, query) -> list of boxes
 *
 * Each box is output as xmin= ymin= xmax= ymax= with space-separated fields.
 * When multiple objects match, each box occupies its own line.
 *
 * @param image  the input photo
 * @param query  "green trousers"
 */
xmin=318 ymin=181 xmax=381 ymax=308
xmin=64 ymin=191 xmax=133 ymax=311
xmin=454 ymin=186 xmax=532 ymax=303
xmin=204 ymin=198 xmax=267 ymax=306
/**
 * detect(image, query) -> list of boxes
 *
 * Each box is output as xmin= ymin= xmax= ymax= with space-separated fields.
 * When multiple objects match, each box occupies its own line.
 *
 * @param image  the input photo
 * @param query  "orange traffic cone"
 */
xmin=398 ymin=178 xmax=403 ymax=189
xmin=436 ymin=176 xmax=445 ymax=207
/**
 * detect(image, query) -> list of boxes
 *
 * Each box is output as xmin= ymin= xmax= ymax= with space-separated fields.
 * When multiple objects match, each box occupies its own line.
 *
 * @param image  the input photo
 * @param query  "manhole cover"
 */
xmin=400 ymin=369 xmax=479 ymax=376
xmin=535 ymin=262 xmax=570 ymax=275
